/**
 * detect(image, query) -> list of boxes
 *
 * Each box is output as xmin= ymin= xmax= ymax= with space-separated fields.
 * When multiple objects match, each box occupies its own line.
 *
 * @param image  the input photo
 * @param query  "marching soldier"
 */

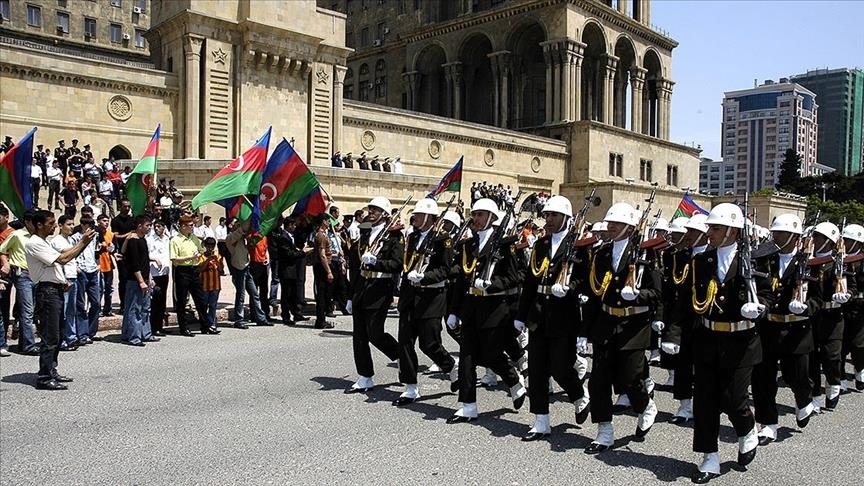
xmin=807 ymin=222 xmax=856 ymax=411
xmin=751 ymin=214 xmax=817 ymax=446
xmin=581 ymin=202 xmax=661 ymax=454
xmin=445 ymin=198 xmax=526 ymax=423
xmin=393 ymin=198 xmax=458 ymax=405
xmin=345 ymin=197 xmax=403 ymax=393
xmin=674 ymin=203 xmax=770 ymax=483
xmin=657 ymin=216 xmax=689 ymax=389
xmin=514 ymin=196 xmax=590 ymax=441
xmin=841 ymin=224 xmax=864 ymax=391
xmin=54 ymin=139 xmax=69 ymax=176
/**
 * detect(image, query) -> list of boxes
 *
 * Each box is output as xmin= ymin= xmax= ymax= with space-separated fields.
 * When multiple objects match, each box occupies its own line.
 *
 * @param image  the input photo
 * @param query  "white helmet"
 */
xmin=604 ymin=202 xmax=637 ymax=226
xmin=669 ymin=217 xmax=689 ymax=234
xmin=684 ymin=213 xmax=709 ymax=233
xmin=769 ymin=213 xmax=803 ymax=235
xmin=368 ymin=196 xmax=391 ymax=213
xmin=653 ymin=217 xmax=670 ymax=233
xmin=591 ymin=221 xmax=608 ymax=232
xmin=705 ymin=203 xmax=744 ymax=229
xmin=541 ymin=195 xmax=573 ymax=218
xmin=842 ymin=223 xmax=864 ymax=243
xmin=442 ymin=210 xmax=462 ymax=227
xmin=471 ymin=198 xmax=499 ymax=216
xmin=813 ymin=221 xmax=841 ymax=244
xmin=412 ymin=198 xmax=439 ymax=216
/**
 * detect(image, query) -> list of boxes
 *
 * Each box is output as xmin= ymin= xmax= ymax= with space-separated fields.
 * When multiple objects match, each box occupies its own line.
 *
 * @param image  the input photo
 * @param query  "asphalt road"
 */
xmin=2 ymin=313 xmax=863 ymax=485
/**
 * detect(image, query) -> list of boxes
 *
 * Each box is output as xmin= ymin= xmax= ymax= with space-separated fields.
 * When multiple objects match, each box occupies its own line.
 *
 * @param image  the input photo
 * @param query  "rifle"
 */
xmin=625 ymin=188 xmax=657 ymax=289
xmin=555 ymin=188 xmax=598 ymax=286
xmin=477 ymin=190 xmax=524 ymax=281
xmin=411 ymin=194 xmax=457 ymax=273
xmin=835 ymin=217 xmax=848 ymax=294
xmin=739 ymin=193 xmax=759 ymax=305
xmin=793 ymin=210 xmax=820 ymax=302
xmin=367 ymin=194 xmax=413 ymax=258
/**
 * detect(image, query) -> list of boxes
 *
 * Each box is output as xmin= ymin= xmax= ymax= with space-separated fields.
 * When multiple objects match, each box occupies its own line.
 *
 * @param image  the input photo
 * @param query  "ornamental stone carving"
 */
xmin=484 ymin=149 xmax=495 ymax=166
xmin=361 ymin=130 xmax=376 ymax=150
xmin=531 ymin=156 xmax=541 ymax=173
xmin=428 ymin=140 xmax=442 ymax=159
xmin=107 ymin=95 xmax=132 ymax=121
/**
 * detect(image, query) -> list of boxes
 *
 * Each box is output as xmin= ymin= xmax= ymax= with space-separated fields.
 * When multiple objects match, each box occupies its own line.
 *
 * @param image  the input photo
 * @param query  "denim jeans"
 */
xmin=121 ymin=280 xmax=152 ymax=344
xmin=269 ymin=258 xmax=280 ymax=305
xmin=100 ymin=270 xmax=114 ymax=315
xmin=76 ymin=270 xmax=101 ymax=340
xmin=35 ymin=283 xmax=64 ymax=382
xmin=62 ymin=278 xmax=78 ymax=346
xmin=229 ymin=265 xmax=267 ymax=324
xmin=205 ymin=290 xmax=220 ymax=329
xmin=10 ymin=270 xmax=37 ymax=352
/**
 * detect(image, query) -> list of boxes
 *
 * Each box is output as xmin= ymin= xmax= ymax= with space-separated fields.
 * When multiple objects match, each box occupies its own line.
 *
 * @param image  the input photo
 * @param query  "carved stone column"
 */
xmin=542 ymin=41 xmax=554 ymax=124
xmin=451 ymin=62 xmax=463 ymax=120
xmin=183 ymin=34 xmax=204 ymax=159
xmin=332 ymin=65 xmax=347 ymax=152
xmin=617 ymin=0 xmax=628 ymax=15
xmin=568 ymin=40 xmax=585 ymax=121
xmin=630 ymin=67 xmax=646 ymax=134
xmin=658 ymin=78 xmax=674 ymax=140
xmin=403 ymin=71 xmax=420 ymax=110
xmin=498 ymin=53 xmax=510 ymax=127
xmin=604 ymin=55 xmax=618 ymax=125
xmin=443 ymin=64 xmax=454 ymax=118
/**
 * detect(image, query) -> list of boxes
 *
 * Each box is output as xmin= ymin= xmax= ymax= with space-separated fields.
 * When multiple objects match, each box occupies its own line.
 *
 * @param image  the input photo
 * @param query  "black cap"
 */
xmin=58 ymin=139 xmax=65 ymax=143
xmin=36 ymin=144 xmax=43 ymax=148
xmin=4 ymin=135 xmax=11 ymax=141
xmin=72 ymin=139 xmax=78 ymax=143
xmin=84 ymin=144 xmax=90 ymax=148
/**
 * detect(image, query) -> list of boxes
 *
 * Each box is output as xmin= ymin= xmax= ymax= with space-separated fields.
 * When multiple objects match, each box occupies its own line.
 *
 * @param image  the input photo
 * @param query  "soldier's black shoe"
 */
xmin=758 ymin=436 xmax=774 ymax=446
xmin=449 ymin=380 xmax=461 ymax=393
xmin=824 ymin=395 xmax=839 ymax=411
xmin=35 ymin=379 xmax=67 ymax=391
xmin=521 ymin=431 xmax=550 ymax=442
xmin=512 ymin=394 xmax=526 ymax=411
xmin=737 ymin=447 xmax=756 ymax=467
xmin=392 ymin=396 xmax=418 ymax=406
xmin=344 ymin=385 xmax=373 ymax=394
xmin=584 ymin=442 xmax=609 ymax=454
xmin=52 ymin=374 xmax=73 ymax=383
xmin=856 ymin=380 xmax=864 ymax=391
xmin=575 ymin=404 xmax=590 ymax=425
xmin=634 ymin=424 xmax=652 ymax=439
xmin=797 ymin=410 xmax=816 ymax=429
xmin=669 ymin=415 xmax=691 ymax=425
xmin=446 ymin=415 xmax=476 ymax=424
xmin=690 ymin=472 xmax=719 ymax=484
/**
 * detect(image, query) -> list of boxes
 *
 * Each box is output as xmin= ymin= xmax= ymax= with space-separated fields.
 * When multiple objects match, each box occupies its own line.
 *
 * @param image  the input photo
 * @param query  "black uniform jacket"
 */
xmin=754 ymin=252 xmax=817 ymax=355
xmin=351 ymin=225 xmax=404 ymax=310
xmin=516 ymin=234 xmax=579 ymax=338
xmin=810 ymin=257 xmax=858 ymax=341
xmin=398 ymin=229 xmax=453 ymax=320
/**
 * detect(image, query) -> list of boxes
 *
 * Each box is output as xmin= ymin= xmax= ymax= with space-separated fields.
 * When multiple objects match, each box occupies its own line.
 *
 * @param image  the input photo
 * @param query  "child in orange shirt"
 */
xmin=197 ymin=237 xmax=225 ymax=332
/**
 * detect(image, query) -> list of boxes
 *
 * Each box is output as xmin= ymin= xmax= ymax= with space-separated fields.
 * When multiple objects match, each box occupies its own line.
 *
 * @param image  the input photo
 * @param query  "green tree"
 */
xmin=806 ymin=195 xmax=864 ymax=225
xmin=776 ymin=149 xmax=802 ymax=191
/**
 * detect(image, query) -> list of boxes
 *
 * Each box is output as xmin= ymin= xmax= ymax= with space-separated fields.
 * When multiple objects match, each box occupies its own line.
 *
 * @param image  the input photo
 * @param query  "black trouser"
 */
xmin=48 ymin=180 xmax=60 ymax=208
xmin=280 ymin=277 xmax=300 ymax=322
xmin=502 ymin=326 xmax=524 ymax=362
xmin=810 ymin=338 xmax=843 ymax=396
xmin=172 ymin=266 xmax=209 ymax=333
xmin=693 ymin=362 xmax=755 ymax=453
xmin=31 ymin=178 xmax=41 ymax=207
xmin=312 ymin=264 xmax=330 ymax=325
xmin=842 ymin=316 xmax=864 ymax=374
xmin=589 ymin=346 xmax=650 ymax=423
xmin=528 ymin=333 xmax=584 ymax=415
xmin=329 ymin=259 xmax=348 ymax=313
xmin=34 ymin=283 xmax=64 ymax=383
xmin=457 ymin=324 xmax=521 ymax=404
xmin=398 ymin=314 xmax=454 ymax=384
xmin=352 ymin=304 xmax=399 ymax=378
xmin=250 ymin=262 xmax=269 ymax=310
xmin=753 ymin=351 xmax=811 ymax=425
xmin=116 ymin=260 xmax=126 ymax=310
xmin=150 ymin=274 xmax=169 ymax=333
xmin=673 ymin=335 xmax=695 ymax=400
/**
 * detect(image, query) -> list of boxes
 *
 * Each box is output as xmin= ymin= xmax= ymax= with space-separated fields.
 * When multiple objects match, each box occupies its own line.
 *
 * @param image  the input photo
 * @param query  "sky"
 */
xmin=651 ymin=0 xmax=864 ymax=160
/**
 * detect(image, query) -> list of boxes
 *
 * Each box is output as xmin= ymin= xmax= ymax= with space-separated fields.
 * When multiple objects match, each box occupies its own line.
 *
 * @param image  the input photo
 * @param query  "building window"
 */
xmin=374 ymin=60 xmax=386 ymax=98
xmin=359 ymin=63 xmax=369 ymax=76
xmin=135 ymin=29 xmax=145 ymax=48
xmin=56 ymin=11 xmax=69 ymax=33
xmin=344 ymin=84 xmax=354 ymax=100
xmin=377 ymin=22 xmax=385 ymax=42
xmin=111 ymin=0 xmax=121 ymax=7
xmin=133 ymin=0 xmax=145 ymax=11
xmin=346 ymin=31 xmax=353 ymax=48
xmin=84 ymin=17 xmax=96 ymax=37
xmin=639 ymin=159 xmax=653 ymax=182
xmin=608 ymin=153 xmax=623 ymax=177
xmin=0 ymin=0 xmax=10 ymax=20
xmin=110 ymin=23 xmax=122 ymax=43
xmin=667 ymin=165 xmax=679 ymax=187
xmin=360 ymin=27 xmax=369 ymax=46
xmin=359 ymin=82 xmax=370 ymax=102
xmin=26 ymin=4 xmax=41 ymax=27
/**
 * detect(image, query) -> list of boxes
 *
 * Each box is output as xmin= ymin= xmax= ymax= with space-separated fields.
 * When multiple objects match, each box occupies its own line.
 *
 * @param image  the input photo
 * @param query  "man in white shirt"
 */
xmin=25 ymin=210 xmax=95 ymax=390
xmin=146 ymin=220 xmax=171 ymax=336
xmin=30 ymin=163 xmax=43 ymax=208
xmin=75 ymin=216 xmax=101 ymax=344
xmin=98 ymin=174 xmax=115 ymax=217
xmin=49 ymin=215 xmax=81 ymax=351
xmin=46 ymin=161 xmax=63 ymax=210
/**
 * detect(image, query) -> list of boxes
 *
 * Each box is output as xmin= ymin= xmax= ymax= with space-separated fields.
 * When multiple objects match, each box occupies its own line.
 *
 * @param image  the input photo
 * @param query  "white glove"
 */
xmin=651 ymin=320 xmax=665 ymax=332
xmin=576 ymin=337 xmax=588 ymax=354
xmin=345 ymin=300 xmax=353 ymax=315
xmin=577 ymin=294 xmax=589 ymax=305
xmin=407 ymin=271 xmax=424 ymax=283
xmin=740 ymin=302 xmax=765 ymax=320
xmin=473 ymin=278 xmax=491 ymax=290
xmin=832 ymin=292 xmax=851 ymax=304
xmin=446 ymin=314 xmax=459 ymax=329
xmin=361 ymin=253 xmax=377 ymax=266
xmin=788 ymin=300 xmax=808 ymax=315
xmin=551 ymin=283 xmax=569 ymax=298
xmin=660 ymin=342 xmax=680 ymax=355
xmin=514 ymin=320 xmax=527 ymax=333
xmin=620 ymin=286 xmax=639 ymax=301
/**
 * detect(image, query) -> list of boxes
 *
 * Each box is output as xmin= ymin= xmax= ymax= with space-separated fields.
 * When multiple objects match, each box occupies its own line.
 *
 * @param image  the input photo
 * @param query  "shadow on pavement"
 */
xmin=1 ymin=372 xmax=39 ymax=387
xmin=591 ymin=447 xmax=695 ymax=483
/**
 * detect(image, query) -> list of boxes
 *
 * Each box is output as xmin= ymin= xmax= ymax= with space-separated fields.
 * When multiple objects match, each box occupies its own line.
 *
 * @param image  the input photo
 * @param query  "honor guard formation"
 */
xmin=341 ymin=189 xmax=864 ymax=484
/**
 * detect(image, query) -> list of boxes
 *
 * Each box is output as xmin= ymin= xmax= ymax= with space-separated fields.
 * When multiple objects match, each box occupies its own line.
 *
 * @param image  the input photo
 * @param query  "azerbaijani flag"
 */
xmin=290 ymin=187 xmax=328 ymax=218
xmin=672 ymin=193 xmax=709 ymax=219
xmin=0 ymin=127 xmax=36 ymax=219
xmin=253 ymin=138 xmax=321 ymax=236
xmin=193 ymin=127 xmax=272 ymax=210
xmin=427 ymin=156 xmax=463 ymax=199
xmin=126 ymin=124 xmax=160 ymax=216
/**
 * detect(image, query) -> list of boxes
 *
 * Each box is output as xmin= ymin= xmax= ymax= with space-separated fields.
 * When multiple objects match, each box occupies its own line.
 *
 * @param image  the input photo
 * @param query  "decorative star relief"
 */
xmin=316 ymin=67 xmax=330 ymax=84
xmin=212 ymin=47 xmax=228 ymax=65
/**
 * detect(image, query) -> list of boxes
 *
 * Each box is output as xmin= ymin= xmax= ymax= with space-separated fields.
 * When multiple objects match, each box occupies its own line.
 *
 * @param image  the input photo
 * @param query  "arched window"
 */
xmin=375 ymin=59 xmax=387 ymax=99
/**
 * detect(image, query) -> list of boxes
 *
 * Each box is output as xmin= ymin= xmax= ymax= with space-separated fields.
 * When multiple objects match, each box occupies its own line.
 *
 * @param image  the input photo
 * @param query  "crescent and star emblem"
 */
xmin=229 ymin=155 xmax=245 ymax=171
xmin=261 ymin=183 xmax=278 ymax=202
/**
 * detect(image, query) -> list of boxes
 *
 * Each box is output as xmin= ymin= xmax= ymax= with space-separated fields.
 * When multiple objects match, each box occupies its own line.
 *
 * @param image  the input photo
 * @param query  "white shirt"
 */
xmin=75 ymin=232 xmax=99 ymax=273
xmin=415 ymin=228 xmax=431 ymax=250
xmin=146 ymin=232 xmax=171 ymax=277
xmin=779 ymin=249 xmax=796 ymax=276
xmin=31 ymin=165 xmax=43 ymax=179
xmin=716 ymin=243 xmax=737 ymax=281
xmin=49 ymin=234 xmax=78 ymax=279
xmin=693 ymin=244 xmax=708 ymax=256
xmin=98 ymin=179 xmax=114 ymax=195
xmin=46 ymin=166 xmax=62 ymax=182
xmin=612 ymin=238 xmax=628 ymax=272
xmin=368 ymin=223 xmax=385 ymax=248
xmin=25 ymin=234 xmax=67 ymax=284
xmin=393 ymin=160 xmax=403 ymax=174
xmin=348 ymin=221 xmax=360 ymax=242
xmin=214 ymin=224 xmax=228 ymax=241
xmin=477 ymin=227 xmax=494 ymax=253
xmin=120 ymin=172 xmax=131 ymax=184
xmin=550 ymin=230 xmax=566 ymax=258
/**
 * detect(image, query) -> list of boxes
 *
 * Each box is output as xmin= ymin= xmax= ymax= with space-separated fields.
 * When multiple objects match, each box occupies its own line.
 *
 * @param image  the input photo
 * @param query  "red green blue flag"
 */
xmin=673 ymin=193 xmax=709 ymax=219
xmin=427 ymin=156 xmax=463 ymax=199
xmin=193 ymin=127 xmax=272 ymax=210
xmin=0 ymin=127 xmax=37 ymax=219
xmin=253 ymin=138 xmax=322 ymax=236
xmin=290 ymin=187 xmax=328 ymax=219
xmin=126 ymin=124 xmax=160 ymax=216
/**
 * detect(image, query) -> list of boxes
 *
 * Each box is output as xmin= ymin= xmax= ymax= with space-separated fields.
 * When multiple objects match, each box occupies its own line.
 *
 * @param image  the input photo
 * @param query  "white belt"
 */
xmin=702 ymin=318 xmax=755 ymax=332
xmin=537 ymin=285 xmax=554 ymax=296
xmin=467 ymin=287 xmax=519 ymax=297
xmin=767 ymin=314 xmax=809 ymax=323
xmin=361 ymin=270 xmax=393 ymax=279
xmin=411 ymin=281 xmax=445 ymax=289
xmin=823 ymin=301 xmax=842 ymax=310
xmin=602 ymin=304 xmax=650 ymax=317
